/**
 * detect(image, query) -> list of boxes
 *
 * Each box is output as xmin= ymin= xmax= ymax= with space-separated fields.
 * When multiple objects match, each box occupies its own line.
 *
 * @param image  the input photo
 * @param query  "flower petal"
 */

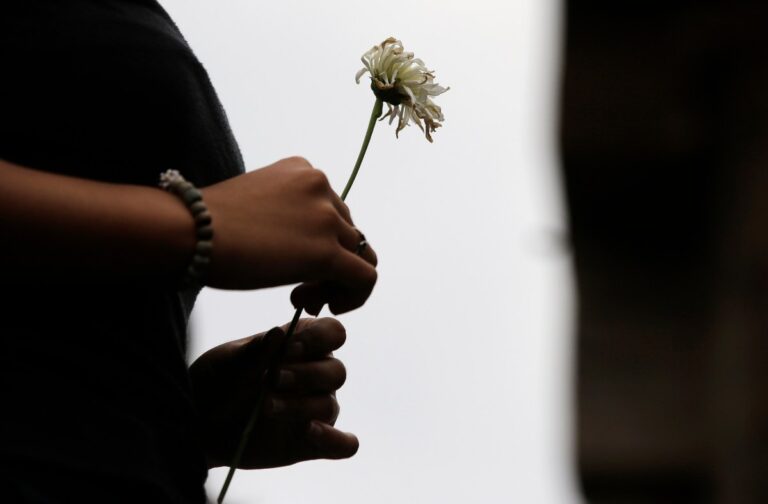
xmin=355 ymin=67 xmax=369 ymax=84
xmin=356 ymin=37 xmax=447 ymax=141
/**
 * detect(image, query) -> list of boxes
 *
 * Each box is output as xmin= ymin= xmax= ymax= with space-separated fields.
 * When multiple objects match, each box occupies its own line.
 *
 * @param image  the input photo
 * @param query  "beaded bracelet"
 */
xmin=159 ymin=169 xmax=213 ymax=288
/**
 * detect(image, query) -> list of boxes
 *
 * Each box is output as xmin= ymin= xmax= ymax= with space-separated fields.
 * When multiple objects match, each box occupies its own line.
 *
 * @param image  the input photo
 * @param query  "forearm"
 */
xmin=0 ymin=158 xmax=195 ymax=284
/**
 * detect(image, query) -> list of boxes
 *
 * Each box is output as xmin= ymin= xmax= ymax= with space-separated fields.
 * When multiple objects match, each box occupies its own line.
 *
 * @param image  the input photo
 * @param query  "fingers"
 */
xmin=272 ymin=157 xmax=376 ymax=268
xmin=268 ymin=393 xmax=340 ymax=424
xmin=305 ymin=421 xmax=359 ymax=460
xmin=289 ymin=282 xmax=328 ymax=316
xmin=189 ymin=325 xmax=285 ymax=394
xmin=336 ymin=224 xmax=378 ymax=268
xmin=284 ymin=317 xmax=346 ymax=360
xmin=235 ymin=315 xmax=359 ymax=467
xmin=327 ymin=250 xmax=378 ymax=314
xmin=276 ymin=357 xmax=346 ymax=393
xmin=326 ymin=192 xmax=376 ymax=268
xmin=289 ymin=161 xmax=378 ymax=315
xmin=291 ymin=250 xmax=377 ymax=315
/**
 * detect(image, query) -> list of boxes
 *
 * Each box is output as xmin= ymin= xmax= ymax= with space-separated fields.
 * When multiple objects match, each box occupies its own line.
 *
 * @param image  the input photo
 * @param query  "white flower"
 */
xmin=356 ymin=37 xmax=449 ymax=142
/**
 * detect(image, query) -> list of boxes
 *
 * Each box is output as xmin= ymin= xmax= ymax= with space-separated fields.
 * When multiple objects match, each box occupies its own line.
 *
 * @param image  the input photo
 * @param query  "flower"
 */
xmin=356 ymin=37 xmax=449 ymax=142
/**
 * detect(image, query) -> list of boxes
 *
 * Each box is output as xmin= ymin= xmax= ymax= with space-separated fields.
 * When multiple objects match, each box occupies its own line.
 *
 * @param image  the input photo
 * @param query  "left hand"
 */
xmin=189 ymin=317 xmax=359 ymax=469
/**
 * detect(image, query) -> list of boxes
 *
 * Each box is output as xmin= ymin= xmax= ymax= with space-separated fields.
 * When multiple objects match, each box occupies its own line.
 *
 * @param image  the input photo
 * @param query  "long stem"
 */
xmin=217 ymin=97 xmax=383 ymax=504
xmin=216 ymin=309 xmax=302 ymax=503
xmin=341 ymin=98 xmax=383 ymax=201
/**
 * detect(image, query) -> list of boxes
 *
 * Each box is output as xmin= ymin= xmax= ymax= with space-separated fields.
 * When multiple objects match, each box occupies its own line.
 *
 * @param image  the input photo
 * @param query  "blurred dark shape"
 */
xmin=560 ymin=1 xmax=768 ymax=503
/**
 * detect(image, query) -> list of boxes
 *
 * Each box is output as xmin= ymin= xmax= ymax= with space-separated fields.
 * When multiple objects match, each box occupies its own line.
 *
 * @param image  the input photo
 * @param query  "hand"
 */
xmin=202 ymin=156 xmax=378 ymax=314
xmin=189 ymin=318 xmax=359 ymax=469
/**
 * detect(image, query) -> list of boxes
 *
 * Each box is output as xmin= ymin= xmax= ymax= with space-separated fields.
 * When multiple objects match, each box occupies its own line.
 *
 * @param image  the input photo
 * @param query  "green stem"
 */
xmin=217 ymin=97 xmax=382 ymax=504
xmin=341 ymin=98 xmax=383 ymax=201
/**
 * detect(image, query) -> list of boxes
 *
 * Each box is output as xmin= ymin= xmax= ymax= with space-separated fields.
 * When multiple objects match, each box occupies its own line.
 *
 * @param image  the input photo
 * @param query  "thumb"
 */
xmin=305 ymin=421 xmax=360 ymax=460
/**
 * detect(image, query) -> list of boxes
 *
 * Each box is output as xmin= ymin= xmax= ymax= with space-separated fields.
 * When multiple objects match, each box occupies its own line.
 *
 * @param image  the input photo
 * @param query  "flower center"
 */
xmin=371 ymin=80 xmax=407 ymax=106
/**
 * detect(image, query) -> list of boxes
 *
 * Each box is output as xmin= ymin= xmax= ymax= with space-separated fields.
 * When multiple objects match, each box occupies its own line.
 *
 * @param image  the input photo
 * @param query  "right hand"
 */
xmin=190 ymin=317 xmax=358 ymax=469
xmin=201 ymin=156 xmax=377 ymax=314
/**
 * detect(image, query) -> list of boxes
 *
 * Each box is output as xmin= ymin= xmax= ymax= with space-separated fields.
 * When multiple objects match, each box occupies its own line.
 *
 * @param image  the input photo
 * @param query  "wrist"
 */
xmin=158 ymin=170 xmax=213 ymax=287
xmin=148 ymin=186 xmax=198 ymax=280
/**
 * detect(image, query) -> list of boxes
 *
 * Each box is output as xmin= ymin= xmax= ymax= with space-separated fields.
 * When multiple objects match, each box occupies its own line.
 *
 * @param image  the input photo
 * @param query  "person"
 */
xmin=0 ymin=1 xmax=377 ymax=502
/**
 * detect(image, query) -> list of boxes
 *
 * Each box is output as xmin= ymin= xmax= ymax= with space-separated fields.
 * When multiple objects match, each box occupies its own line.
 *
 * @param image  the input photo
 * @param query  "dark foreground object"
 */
xmin=561 ymin=1 xmax=768 ymax=503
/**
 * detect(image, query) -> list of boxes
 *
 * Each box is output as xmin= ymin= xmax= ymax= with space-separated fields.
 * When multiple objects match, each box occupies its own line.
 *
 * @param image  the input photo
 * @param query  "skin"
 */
xmin=190 ymin=318 xmax=359 ymax=469
xmin=202 ymin=156 xmax=378 ymax=313
xmin=0 ymin=155 xmax=376 ymax=468
xmin=0 ymin=156 xmax=377 ymax=313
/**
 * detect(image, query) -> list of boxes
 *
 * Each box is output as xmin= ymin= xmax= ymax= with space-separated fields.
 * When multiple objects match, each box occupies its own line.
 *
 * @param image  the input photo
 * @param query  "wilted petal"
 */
xmin=356 ymin=37 xmax=448 ymax=141
xmin=355 ymin=67 xmax=369 ymax=84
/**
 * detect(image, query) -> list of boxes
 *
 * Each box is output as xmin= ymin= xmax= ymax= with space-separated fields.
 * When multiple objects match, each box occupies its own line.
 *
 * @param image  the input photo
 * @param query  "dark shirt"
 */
xmin=0 ymin=1 xmax=244 ymax=501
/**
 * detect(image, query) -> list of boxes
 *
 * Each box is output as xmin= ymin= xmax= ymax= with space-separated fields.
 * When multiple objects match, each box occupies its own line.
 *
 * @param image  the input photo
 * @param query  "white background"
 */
xmin=161 ymin=0 xmax=581 ymax=502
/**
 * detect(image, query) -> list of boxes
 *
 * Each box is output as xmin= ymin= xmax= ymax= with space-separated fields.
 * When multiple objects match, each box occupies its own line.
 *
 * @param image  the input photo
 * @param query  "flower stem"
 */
xmin=217 ymin=97 xmax=382 ymax=504
xmin=216 ymin=309 xmax=302 ymax=504
xmin=341 ymin=98 xmax=383 ymax=201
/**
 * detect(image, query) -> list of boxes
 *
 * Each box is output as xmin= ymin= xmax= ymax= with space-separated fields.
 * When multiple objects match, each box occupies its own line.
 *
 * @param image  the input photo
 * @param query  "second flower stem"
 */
xmin=217 ymin=97 xmax=383 ymax=504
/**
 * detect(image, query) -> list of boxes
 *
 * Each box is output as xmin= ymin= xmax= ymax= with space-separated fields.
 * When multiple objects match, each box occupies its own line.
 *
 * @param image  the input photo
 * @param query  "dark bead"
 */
xmin=194 ymin=210 xmax=212 ymax=226
xmin=193 ymin=255 xmax=211 ymax=269
xmin=197 ymin=225 xmax=213 ymax=240
xmin=196 ymin=241 xmax=213 ymax=256
xmin=182 ymin=186 xmax=202 ymax=205
xmin=190 ymin=201 xmax=207 ymax=215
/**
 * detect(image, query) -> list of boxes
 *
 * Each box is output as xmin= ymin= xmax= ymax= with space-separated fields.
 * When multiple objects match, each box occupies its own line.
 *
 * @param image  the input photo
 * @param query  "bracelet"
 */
xmin=159 ymin=169 xmax=213 ymax=288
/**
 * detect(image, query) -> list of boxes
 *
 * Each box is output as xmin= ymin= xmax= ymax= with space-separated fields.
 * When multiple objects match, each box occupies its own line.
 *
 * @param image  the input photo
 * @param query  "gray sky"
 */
xmin=162 ymin=0 xmax=580 ymax=502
